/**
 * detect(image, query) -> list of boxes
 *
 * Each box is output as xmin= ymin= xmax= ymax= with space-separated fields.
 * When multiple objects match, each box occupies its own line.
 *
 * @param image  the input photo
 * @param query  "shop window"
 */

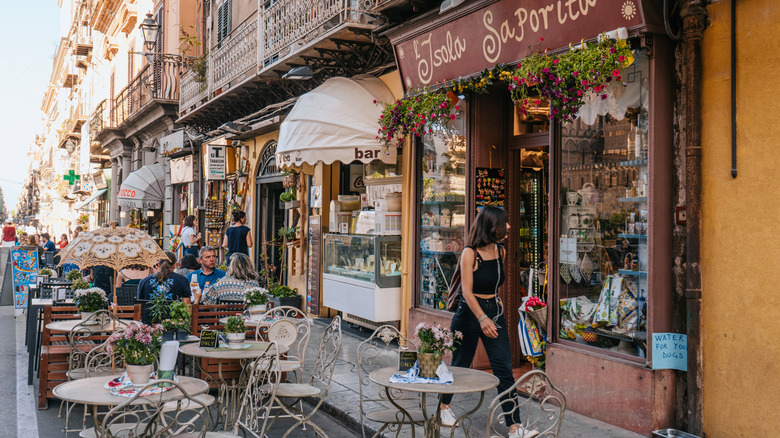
xmin=417 ymin=105 xmax=467 ymax=311
xmin=557 ymin=52 xmax=649 ymax=356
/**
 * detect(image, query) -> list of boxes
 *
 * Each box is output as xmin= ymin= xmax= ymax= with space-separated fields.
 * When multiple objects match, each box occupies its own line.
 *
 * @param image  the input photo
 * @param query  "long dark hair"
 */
xmin=154 ymin=251 xmax=177 ymax=282
xmin=183 ymin=215 xmax=196 ymax=228
xmin=466 ymin=206 xmax=508 ymax=249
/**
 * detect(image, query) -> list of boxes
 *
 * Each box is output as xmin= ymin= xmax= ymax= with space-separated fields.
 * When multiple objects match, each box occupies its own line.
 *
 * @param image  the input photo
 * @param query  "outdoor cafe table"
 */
xmin=178 ymin=340 xmax=288 ymax=430
xmin=46 ymin=318 xmax=139 ymax=333
xmin=369 ymin=366 xmax=500 ymax=438
xmin=53 ymin=375 xmax=209 ymax=434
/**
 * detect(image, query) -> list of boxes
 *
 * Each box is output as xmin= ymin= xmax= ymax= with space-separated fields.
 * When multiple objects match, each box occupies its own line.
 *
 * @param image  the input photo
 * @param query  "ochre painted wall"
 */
xmin=701 ymin=1 xmax=780 ymax=436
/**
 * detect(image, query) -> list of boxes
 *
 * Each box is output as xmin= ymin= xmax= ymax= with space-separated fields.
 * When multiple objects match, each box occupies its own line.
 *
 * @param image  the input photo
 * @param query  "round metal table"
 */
xmin=369 ymin=366 xmax=499 ymax=438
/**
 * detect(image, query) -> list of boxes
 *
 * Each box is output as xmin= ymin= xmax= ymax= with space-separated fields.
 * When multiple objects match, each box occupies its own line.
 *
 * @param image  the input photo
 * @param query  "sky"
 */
xmin=0 ymin=2 xmax=61 ymax=214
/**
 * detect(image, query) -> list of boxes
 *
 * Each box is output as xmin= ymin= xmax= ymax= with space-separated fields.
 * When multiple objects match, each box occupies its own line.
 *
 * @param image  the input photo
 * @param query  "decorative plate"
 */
xmin=567 ymin=214 xmax=579 ymax=229
xmin=579 ymin=253 xmax=593 ymax=283
xmin=560 ymin=264 xmax=572 ymax=284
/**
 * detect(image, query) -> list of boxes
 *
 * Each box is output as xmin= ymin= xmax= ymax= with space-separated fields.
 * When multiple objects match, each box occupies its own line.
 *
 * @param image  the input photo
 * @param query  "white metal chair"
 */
xmin=204 ymin=341 xmax=281 ymax=438
xmin=484 ymin=370 xmax=566 ymax=438
xmin=356 ymin=325 xmax=426 ymax=438
xmin=266 ymin=315 xmax=342 ymax=437
xmin=253 ymin=305 xmax=311 ymax=382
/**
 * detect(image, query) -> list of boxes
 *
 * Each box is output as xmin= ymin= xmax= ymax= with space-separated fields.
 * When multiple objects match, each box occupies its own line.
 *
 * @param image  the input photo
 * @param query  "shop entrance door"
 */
xmin=254 ymin=141 xmax=286 ymax=286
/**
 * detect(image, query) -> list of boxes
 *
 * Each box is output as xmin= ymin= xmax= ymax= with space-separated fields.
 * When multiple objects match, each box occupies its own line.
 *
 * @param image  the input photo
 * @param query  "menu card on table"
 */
xmin=199 ymin=330 xmax=219 ymax=348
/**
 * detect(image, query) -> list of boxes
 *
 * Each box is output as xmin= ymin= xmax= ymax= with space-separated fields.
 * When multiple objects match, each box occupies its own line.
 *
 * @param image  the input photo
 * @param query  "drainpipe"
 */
xmin=681 ymin=1 xmax=707 ymax=435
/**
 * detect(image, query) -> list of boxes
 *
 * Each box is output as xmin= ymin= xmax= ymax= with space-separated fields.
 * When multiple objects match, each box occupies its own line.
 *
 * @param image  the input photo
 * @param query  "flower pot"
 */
xmin=163 ymin=331 xmax=176 ymax=341
xmin=272 ymin=296 xmax=300 ymax=310
xmin=417 ymin=352 xmax=442 ymax=379
xmin=176 ymin=331 xmax=190 ymax=341
xmin=126 ymin=364 xmax=154 ymax=385
xmin=248 ymin=304 xmax=266 ymax=319
xmin=80 ymin=312 xmax=94 ymax=323
xmin=285 ymin=200 xmax=300 ymax=209
xmin=226 ymin=332 xmax=246 ymax=349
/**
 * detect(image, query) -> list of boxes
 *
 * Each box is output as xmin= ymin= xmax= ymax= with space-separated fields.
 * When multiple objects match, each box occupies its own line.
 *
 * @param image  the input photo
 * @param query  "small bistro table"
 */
xmin=178 ymin=340 xmax=288 ymax=431
xmin=369 ymin=366 xmax=500 ymax=438
xmin=45 ymin=318 xmax=138 ymax=333
xmin=53 ymin=375 xmax=210 ymax=434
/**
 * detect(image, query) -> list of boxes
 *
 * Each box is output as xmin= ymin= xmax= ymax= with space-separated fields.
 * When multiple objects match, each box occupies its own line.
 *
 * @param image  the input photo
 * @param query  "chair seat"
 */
xmin=275 ymin=382 xmax=323 ymax=398
xmin=79 ymin=422 xmax=149 ymax=438
xmin=67 ymin=367 xmax=125 ymax=380
xmin=366 ymin=407 xmax=426 ymax=424
xmin=204 ymin=432 xmax=238 ymax=437
xmin=276 ymin=359 xmax=302 ymax=373
xmin=162 ymin=393 xmax=216 ymax=412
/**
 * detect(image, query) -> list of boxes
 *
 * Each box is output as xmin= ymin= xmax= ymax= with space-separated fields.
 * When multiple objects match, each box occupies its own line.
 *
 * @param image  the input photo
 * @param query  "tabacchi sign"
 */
xmin=393 ymin=0 xmax=644 ymax=90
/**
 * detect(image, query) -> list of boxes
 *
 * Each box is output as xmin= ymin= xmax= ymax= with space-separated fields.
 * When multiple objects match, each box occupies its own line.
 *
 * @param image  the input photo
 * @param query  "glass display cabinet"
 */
xmin=322 ymin=234 xmax=402 ymax=323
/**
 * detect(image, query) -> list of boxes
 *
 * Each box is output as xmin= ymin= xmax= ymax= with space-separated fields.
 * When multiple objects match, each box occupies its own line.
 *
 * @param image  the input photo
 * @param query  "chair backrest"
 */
xmin=356 ymin=325 xmax=418 ymax=437
xmin=83 ymin=336 xmax=125 ymax=377
xmin=100 ymin=379 xmax=210 ymax=438
xmin=112 ymin=286 xmax=138 ymax=306
xmin=485 ymin=370 xmax=567 ymax=438
xmin=67 ymin=310 xmax=121 ymax=373
xmin=40 ymin=305 xmax=80 ymax=346
xmin=307 ymin=316 xmax=342 ymax=396
xmin=190 ymin=303 xmax=246 ymax=335
xmin=113 ymin=304 xmax=142 ymax=321
xmin=231 ymin=341 xmax=281 ymax=437
xmin=254 ymin=305 xmax=311 ymax=362
xmin=44 ymin=251 xmax=55 ymax=267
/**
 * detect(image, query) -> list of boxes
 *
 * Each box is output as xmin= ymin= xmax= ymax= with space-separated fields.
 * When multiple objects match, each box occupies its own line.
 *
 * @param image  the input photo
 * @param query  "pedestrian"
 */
xmin=73 ymin=226 xmax=83 ymax=240
xmin=26 ymin=234 xmax=45 ymax=259
xmin=137 ymin=251 xmax=191 ymax=302
xmin=40 ymin=233 xmax=56 ymax=252
xmin=58 ymin=234 xmax=69 ymax=249
xmin=180 ymin=215 xmax=202 ymax=258
xmin=175 ymin=254 xmax=200 ymax=277
xmin=186 ymin=246 xmax=226 ymax=304
xmin=222 ymin=210 xmax=252 ymax=267
xmin=201 ymin=253 xmax=260 ymax=305
xmin=438 ymin=206 xmax=536 ymax=438
xmin=2 ymin=220 xmax=15 ymax=247
xmin=114 ymin=265 xmax=152 ymax=288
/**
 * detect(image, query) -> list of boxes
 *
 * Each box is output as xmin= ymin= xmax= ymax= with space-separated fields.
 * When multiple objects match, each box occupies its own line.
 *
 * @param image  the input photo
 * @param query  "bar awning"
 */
xmin=118 ymin=163 xmax=165 ymax=209
xmin=276 ymin=75 xmax=397 ymax=168
xmin=74 ymin=189 xmax=108 ymax=211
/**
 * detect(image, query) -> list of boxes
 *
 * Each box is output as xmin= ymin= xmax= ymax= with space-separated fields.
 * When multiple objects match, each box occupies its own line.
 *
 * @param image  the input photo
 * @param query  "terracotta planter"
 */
xmin=226 ymin=332 xmax=246 ymax=349
xmin=126 ymin=364 xmax=154 ymax=385
xmin=417 ymin=352 xmax=442 ymax=379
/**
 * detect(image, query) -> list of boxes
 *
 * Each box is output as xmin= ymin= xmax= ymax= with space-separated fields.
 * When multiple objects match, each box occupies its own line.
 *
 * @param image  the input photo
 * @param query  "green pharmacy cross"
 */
xmin=63 ymin=170 xmax=81 ymax=185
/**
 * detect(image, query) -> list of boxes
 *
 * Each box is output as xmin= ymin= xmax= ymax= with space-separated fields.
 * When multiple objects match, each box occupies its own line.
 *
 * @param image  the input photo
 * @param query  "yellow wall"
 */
xmin=701 ymin=1 xmax=780 ymax=435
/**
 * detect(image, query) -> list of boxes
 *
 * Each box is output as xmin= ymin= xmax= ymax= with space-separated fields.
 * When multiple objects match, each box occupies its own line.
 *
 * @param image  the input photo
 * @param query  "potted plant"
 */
xmin=73 ymin=287 xmax=107 ymax=321
xmin=147 ymin=293 xmax=171 ymax=327
xmin=267 ymin=282 xmax=300 ymax=309
xmin=415 ymin=322 xmax=462 ymax=378
xmin=37 ymin=268 xmax=53 ymax=286
xmin=244 ymin=287 xmax=269 ymax=318
xmin=223 ymin=315 xmax=247 ymax=349
xmin=161 ymin=301 xmax=191 ymax=341
xmin=106 ymin=322 xmax=163 ymax=385
xmin=65 ymin=269 xmax=83 ymax=281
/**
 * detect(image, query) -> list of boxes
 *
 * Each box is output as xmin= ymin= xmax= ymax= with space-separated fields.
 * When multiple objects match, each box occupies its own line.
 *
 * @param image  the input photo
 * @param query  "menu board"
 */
xmin=11 ymin=247 xmax=38 ymax=309
xmin=199 ymin=330 xmax=219 ymax=348
xmin=307 ymin=215 xmax=322 ymax=315
xmin=475 ymin=168 xmax=506 ymax=213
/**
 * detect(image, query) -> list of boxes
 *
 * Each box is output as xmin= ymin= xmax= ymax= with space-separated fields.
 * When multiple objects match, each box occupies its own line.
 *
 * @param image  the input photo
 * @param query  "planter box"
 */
xmin=285 ymin=200 xmax=301 ymax=209
xmin=271 ymin=295 xmax=301 ymax=310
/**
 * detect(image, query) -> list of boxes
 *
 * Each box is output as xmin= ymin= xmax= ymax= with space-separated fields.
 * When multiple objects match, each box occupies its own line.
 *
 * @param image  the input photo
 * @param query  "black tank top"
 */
xmin=469 ymin=245 xmax=505 ymax=294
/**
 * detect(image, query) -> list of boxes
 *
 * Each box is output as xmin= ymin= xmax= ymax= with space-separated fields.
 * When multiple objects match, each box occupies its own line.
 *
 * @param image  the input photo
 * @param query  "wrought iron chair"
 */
xmin=202 ymin=342 xmax=282 ymax=438
xmin=254 ymin=305 xmax=311 ymax=382
xmin=484 ymin=370 xmax=567 ymax=438
xmin=266 ymin=316 xmax=342 ymax=437
xmin=356 ymin=325 xmax=426 ymax=438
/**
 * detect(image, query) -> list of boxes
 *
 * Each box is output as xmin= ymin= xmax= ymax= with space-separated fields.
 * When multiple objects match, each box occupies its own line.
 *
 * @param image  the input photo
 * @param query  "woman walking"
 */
xmin=222 ymin=210 xmax=252 ymax=267
xmin=201 ymin=253 xmax=260 ymax=304
xmin=439 ymin=206 xmax=536 ymax=438
xmin=180 ymin=215 xmax=201 ymax=258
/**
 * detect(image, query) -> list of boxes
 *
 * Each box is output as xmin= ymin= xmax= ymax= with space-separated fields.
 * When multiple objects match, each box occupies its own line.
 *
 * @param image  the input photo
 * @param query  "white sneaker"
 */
xmin=509 ymin=425 xmax=539 ymax=438
xmin=439 ymin=406 xmax=457 ymax=427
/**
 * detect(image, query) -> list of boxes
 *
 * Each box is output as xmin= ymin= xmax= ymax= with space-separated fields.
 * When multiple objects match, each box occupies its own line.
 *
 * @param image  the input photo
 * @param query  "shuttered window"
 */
xmin=153 ymin=7 xmax=164 ymax=97
xmin=216 ymin=0 xmax=231 ymax=48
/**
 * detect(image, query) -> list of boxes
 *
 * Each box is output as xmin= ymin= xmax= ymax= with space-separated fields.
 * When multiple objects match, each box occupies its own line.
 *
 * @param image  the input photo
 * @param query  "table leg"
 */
xmin=381 ymin=387 xmax=419 ymax=438
xmin=447 ymin=391 xmax=485 ymax=438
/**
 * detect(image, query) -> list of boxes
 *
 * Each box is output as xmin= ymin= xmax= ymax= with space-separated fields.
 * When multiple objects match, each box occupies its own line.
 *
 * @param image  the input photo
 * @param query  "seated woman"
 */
xmin=115 ymin=265 xmax=153 ymax=288
xmin=175 ymin=254 xmax=201 ymax=278
xmin=201 ymin=253 xmax=260 ymax=305
xmin=137 ymin=252 xmax=191 ymax=302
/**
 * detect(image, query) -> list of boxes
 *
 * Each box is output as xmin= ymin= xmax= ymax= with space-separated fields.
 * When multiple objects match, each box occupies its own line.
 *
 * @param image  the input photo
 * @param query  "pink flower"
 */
xmin=576 ymin=90 xmax=583 ymax=96
xmin=601 ymin=94 xmax=608 ymax=100
xmin=553 ymin=59 xmax=559 ymax=65
xmin=618 ymin=55 xmax=626 ymax=62
xmin=612 ymin=69 xmax=620 ymax=77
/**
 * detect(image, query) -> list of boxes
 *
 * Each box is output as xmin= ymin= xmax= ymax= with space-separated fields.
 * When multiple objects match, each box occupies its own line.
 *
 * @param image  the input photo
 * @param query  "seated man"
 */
xmin=137 ymin=251 xmax=191 ymax=303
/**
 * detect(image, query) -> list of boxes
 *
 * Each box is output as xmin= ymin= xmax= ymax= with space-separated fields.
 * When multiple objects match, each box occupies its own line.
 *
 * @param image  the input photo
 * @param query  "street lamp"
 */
xmin=140 ymin=13 xmax=160 ymax=53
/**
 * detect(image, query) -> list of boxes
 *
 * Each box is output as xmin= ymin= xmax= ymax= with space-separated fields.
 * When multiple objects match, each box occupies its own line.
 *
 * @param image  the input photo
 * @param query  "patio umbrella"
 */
xmin=57 ymin=224 xmax=169 ymax=307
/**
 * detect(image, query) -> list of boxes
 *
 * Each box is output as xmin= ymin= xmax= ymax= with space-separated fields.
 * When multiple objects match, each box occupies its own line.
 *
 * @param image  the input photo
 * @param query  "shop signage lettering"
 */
xmin=354 ymin=148 xmax=383 ymax=160
xmin=205 ymin=145 xmax=227 ymax=180
xmin=393 ymin=0 xmax=644 ymax=90
xmin=118 ymin=189 xmax=136 ymax=198
xmin=651 ymin=333 xmax=687 ymax=371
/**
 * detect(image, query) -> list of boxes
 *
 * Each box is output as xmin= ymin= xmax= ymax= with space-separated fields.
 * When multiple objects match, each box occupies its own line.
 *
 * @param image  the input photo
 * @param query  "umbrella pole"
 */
xmin=112 ymin=270 xmax=117 ymax=374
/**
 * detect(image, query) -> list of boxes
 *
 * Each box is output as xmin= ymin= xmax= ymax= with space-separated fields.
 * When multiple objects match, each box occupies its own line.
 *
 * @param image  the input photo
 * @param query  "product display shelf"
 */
xmin=420 ymin=250 xmax=458 ymax=256
xmin=421 ymin=200 xmax=463 ymax=205
xmin=420 ymin=225 xmax=464 ymax=231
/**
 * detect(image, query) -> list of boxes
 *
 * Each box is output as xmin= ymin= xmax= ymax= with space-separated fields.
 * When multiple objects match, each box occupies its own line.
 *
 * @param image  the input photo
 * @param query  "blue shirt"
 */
xmin=225 ymin=225 xmax=250 ymax=260
xmin=137 ymin=273 xmax=191 ymax=301
xmin=43 ymin=240 xmax=56 ymax=251
xmin=186 ymin=269 xmax=226 ymax=291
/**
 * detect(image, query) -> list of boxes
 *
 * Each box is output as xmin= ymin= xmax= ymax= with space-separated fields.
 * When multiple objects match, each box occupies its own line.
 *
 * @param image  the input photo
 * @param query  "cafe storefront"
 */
xmin=386 ymin=0 xmax=676 ymax=433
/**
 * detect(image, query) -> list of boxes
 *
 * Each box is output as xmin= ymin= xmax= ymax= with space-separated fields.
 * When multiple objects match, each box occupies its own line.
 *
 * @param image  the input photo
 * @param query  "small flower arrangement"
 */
xmin=73 ymin=287 xmax=107 ymax=313
xmin=376 ymin=90 xmax=459 ymax=146
xmin=416 ymin=322 xmax=462 ymax=354
xmin=66 ymin=270 xmax=84 ymax=281
xmin=106 ymin=323 xmax=163 ymax=365
xmin=245 ymin=287 xmax=269 ymax=306
xmin=161 ymin=301 xmax=191 ymax=332
xmin=525 ymin=296 xmax=546 ymax=311
xmin=70 ymin=278 xmax=90 ymax=291
xmin=224 ymin=315 xmax=246 ymax=333
xmin=38 ymin=268 xmax=53 ymax=277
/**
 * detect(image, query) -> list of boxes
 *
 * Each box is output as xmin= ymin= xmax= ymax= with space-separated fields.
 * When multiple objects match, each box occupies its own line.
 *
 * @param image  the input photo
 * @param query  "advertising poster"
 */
xmin=12 ymin=247 xmax=39 ymax=309
xmin=475 ymin=167 xmax=505 ymax=213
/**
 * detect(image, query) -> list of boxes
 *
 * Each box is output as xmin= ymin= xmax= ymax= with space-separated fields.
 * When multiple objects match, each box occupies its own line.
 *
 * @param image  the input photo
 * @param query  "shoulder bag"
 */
xmin=444 ymin=264 xmax=462 ymax=312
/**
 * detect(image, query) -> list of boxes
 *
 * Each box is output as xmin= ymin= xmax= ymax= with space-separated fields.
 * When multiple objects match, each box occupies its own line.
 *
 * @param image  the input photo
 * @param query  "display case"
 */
xmin=322 ymin=234 xmax=402 ymax=323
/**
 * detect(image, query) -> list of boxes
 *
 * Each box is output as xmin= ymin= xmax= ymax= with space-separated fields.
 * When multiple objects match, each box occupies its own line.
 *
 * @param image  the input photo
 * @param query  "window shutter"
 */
xmin=154 ymin=7 xmax=164 ymax=97
xmin=217 ymin=0 xmax=231 ymax=46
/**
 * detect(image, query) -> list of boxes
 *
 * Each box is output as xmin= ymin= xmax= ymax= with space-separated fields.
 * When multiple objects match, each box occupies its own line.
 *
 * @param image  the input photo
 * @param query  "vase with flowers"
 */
xmin=224 ymin=315 xmax=247 ymax=349
xmin=415 ymin=322 xmax=462 ymax=378
xmin=524 ymin=296 xmax=548 ymax=332
xmin=73 ymin=287 xmax=107 ymax=322
xmin=244 ymin=287 xmax=269 ymax=319
xmin=106 ymin=323 xmax=163 ymax=385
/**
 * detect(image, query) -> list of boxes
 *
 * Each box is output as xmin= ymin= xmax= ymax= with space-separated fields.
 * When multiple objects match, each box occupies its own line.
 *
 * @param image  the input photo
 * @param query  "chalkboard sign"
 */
xmin=199 ymin=330 xmax=219 ymax=349
xmin=398 ymin=351 xmax=418 ymax=371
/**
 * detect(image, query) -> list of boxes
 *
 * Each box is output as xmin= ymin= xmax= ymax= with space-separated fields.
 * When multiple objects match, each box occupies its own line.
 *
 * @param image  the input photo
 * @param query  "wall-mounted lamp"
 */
xmin=282 ymin=66 xmax=314 ymax=80
xmin=120 ymin=211 xmax=127 ymax=218
xmin=140 ymin=13 xmax=160 ymax=53
xmin=146 ymin=210 xmax=155 ymax=217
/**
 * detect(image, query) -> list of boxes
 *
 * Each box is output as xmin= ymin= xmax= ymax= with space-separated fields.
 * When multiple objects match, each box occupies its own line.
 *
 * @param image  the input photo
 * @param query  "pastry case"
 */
xmin=322 ymin=234 xmax=402 ymax=323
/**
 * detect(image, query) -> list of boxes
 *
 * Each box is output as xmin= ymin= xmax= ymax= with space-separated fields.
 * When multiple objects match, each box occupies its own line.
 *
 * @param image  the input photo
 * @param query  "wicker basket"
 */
xmin=527 ymin=307 xmax=548 ymax=332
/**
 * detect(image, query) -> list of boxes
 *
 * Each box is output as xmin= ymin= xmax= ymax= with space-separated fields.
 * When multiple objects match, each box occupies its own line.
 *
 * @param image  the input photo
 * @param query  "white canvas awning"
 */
xmin=276 ymin=75 xmax=397 ymax=168
xmin=118 ymin=163 xmax=165 ymax=209
xmin=74 ymin=189 xmax=108 ymax=211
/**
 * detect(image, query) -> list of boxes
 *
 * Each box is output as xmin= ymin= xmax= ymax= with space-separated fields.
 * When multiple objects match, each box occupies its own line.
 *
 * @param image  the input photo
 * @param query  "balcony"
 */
xmin=113 ymin=58 xmax=181 ymax=127
xmin=89 ymin=99 xmax=113 ymax=141
xmin=180 ymin=69 xmax=208 ymax=115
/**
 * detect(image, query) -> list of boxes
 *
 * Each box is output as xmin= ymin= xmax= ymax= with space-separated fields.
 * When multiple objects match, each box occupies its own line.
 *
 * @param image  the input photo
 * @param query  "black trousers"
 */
xmin=441 ymin=296 xmax=520 ymax=426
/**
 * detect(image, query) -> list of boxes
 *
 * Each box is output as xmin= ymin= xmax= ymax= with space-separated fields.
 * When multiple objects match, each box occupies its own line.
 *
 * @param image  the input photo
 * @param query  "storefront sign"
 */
xmin=392 ymin=0 xmax=645 ymax=90
xmin=11 ymin=248 xmax=38 ymax=309
xmin=652 ymin=333 xmax=687 ymax=371
xmin=205 ymin=145 xmax=227 ymax=180
xmin=307 ymin=215 xmax=322 ymax=314
xmin=160 ymin=130 xmax=185 ymax=156
xmin=559 ymin=237 xmax=577 ymax=264
xmin=170 ymin=155 xmax=194 ymax=184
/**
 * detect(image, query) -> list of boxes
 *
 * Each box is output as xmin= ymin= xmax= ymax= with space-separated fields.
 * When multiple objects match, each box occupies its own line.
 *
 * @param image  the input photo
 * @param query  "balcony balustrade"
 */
xmin=180 ymin=69 xmax=208 ymax=113
xmin=89 ymin=99 xmax=111 ymax=140
xmin=212 ymin=14 xmax=258 ymax=92
xmin=112 ymin=58 xmax=181 ymax=127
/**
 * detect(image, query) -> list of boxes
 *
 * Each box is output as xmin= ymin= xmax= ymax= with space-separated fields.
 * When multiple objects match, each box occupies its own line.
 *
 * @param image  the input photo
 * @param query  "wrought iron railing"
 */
xmin=113 ymin=58 xmax=181 ymax=127
xmin=89 ymin=99 xmax=110 ymax=139
xmin=260 ymin=0 xmax=370 ymax=68
xmin=212 ymin=13 xmax=258 ymax=91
